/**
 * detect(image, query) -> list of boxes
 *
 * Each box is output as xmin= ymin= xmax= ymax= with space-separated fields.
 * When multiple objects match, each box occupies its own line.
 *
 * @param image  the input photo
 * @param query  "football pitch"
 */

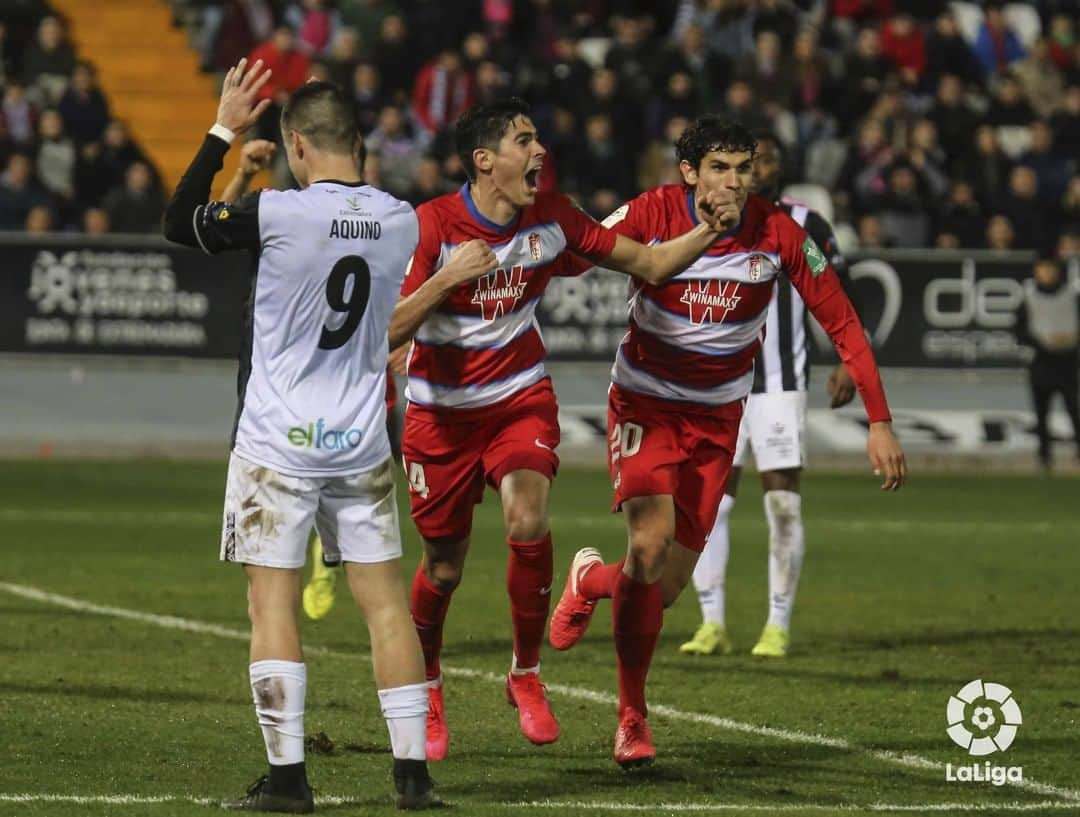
xmin=1 ymin=460 xmax=1078 ymax=817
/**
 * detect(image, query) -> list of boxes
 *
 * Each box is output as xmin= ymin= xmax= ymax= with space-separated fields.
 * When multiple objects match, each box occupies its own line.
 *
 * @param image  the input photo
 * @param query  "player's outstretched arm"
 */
xmin=162 ymin=58 xmax=272 ymax=247
xmin=221 ymin=139 xmax=276 ymax=204
xmin=388 ymin=239 xmax=497 ymax=349
xmin=781 ymin=217 xmax=907 ymax=490
xmin=597 ymin=189 xmax=740 ymax=284
xmin=804 ymin=290 xmax=906 ymax=490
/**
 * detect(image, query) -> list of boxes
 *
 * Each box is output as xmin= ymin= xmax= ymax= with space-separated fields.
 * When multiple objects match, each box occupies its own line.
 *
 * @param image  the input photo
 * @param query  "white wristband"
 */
xmin=208 ymin=123 xmax=237 ymax=144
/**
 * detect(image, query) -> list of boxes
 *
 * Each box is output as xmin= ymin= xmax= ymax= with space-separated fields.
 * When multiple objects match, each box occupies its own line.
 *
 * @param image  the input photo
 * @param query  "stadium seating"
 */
xmin=803 ymin=138 xmax=847 ymax=190
xmin=1003 ymin=4 xmax=1042 ymax=51
xmin=948 ymin=1 xmax=984 ymax=45
xmin=49 ymin=0 xmax=262 ymax=195
xmin=782 ymin=183 xmax=834 ymax=225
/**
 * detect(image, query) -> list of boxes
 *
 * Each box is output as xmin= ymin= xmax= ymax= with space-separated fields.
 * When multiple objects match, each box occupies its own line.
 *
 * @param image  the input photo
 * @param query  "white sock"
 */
xmin=694 ymin=493 xmax=735 ymax=627
xmin=763 ymin=490 xmax=804 ymax=630
xmin=250 ymin=660 xmax=306 ymax=766
xmin=378 ymin=682 xmax=428 ymax=761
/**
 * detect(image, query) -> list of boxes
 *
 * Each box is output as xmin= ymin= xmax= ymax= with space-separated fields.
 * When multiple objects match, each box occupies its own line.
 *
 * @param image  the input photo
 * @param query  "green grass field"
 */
xmin=1 ymin=461 xmax=1078 ymax=817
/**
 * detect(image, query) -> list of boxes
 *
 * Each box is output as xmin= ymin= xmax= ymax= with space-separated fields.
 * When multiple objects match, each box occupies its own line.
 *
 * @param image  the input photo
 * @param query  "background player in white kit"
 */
xmin=681 ymin=132 xmax=858 ymax=660
xmin=163 ymin=60 xmax=438 ymax=812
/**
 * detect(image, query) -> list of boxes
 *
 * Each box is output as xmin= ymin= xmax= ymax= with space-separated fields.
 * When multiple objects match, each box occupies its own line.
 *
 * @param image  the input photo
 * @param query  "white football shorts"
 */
xmin=732 ymin=390 xmax=808 ymax=472
xmin=220 ymin=453 xmax=402 ymax=568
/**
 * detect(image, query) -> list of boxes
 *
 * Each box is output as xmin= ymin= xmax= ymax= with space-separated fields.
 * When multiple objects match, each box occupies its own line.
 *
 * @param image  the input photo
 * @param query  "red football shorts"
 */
xmin=402 ymin=378 xmax=560 ymax=541
xmin=607 ymin=384 xmax=743 ymax=552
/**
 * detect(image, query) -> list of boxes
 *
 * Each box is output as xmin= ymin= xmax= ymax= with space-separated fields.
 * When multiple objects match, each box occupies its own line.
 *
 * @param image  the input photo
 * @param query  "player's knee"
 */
xmin=425 ymin=560 xmax=463 ymax=594
xmin=765 ymin=490 xmax=800 ymax=522
xmin=503 ymin=505 xmax=547 ymax=542
xmin=626 ymin=533 xmax=669 ymax=578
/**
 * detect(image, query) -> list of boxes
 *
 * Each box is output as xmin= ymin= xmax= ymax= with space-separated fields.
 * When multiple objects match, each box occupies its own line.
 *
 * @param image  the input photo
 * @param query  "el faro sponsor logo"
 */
xmin=287 ymin=418 xmax=364 ymax=449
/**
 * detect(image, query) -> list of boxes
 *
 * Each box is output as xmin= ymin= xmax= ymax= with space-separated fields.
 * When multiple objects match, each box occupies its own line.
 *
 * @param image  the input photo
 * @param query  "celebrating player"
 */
xmin=163 ymin=60 xmax=438 ymax=810
xmin=548 ymin=116 xmax=906 ymax=768
xmin=390 ymin=98 xmax=739 ymax=760
xmin=681 ymin=131 xmax=858 ymax=659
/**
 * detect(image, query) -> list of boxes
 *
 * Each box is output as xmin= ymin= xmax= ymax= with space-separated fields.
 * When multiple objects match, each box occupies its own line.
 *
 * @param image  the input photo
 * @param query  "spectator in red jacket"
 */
xmin=410 ymin=49 xmax=473 ymax=139
xmin=831 ymin=0 xmax=896 ymax=39
xmin=248 ymin=26 xmax=311 ymax=142
xmin=880 ymin=12 xmax=927 ymax=87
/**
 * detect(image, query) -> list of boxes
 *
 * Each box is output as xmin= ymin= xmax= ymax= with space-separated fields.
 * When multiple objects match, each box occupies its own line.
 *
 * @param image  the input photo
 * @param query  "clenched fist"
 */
xmin=698 ymin=188 xmax=741 ymax=232
xmin=442 ymin=239 xmax=498 ymax=286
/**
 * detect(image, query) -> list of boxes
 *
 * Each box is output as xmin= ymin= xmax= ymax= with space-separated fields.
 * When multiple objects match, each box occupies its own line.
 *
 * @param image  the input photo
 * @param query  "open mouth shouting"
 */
xmin=524 ymin=165 xmax=542 ymax=194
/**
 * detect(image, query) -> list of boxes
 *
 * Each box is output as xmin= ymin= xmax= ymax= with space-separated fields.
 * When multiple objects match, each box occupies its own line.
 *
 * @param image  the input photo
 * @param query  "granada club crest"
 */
xmin=528 ymin=232 xmax=543 ymax=261
xmin=472 ymin=265 xmax=527 ymax=320
xmin=680 ymin=280 xmax=743 ymax=325
xmin=749 ymin=254 xmax=766 ymax=281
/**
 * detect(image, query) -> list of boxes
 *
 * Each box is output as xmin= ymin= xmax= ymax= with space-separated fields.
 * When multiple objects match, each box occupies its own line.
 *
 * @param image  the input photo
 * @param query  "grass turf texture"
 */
xmin=1 ymin=461 xmax=1078 ymax=817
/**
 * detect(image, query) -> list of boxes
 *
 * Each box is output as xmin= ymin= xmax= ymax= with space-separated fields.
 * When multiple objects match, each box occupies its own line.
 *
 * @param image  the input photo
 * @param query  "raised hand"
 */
xmin=443 ymin=239 xmax=498 ymax=285
xmin=216 ymin=58 xmax=273 ymax=136
xmin=239 ymin=139 xmax=277 ymax=174
xmin=867 ymin=421 xmax=907 ymax=491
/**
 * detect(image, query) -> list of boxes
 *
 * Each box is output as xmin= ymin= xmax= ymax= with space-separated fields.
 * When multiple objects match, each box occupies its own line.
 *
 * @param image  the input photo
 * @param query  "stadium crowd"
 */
xmin=0 ymin=4 xmax=166 ymax=234
xmin=1 ymin=0 xmax=1078 ymax=255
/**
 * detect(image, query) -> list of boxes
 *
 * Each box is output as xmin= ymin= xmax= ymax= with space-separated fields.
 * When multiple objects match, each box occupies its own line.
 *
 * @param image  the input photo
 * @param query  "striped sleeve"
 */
xmin=400 ymin=203 xmax=443 ymax=297
xmin=551 ymin=194 xmax=619 ymax=260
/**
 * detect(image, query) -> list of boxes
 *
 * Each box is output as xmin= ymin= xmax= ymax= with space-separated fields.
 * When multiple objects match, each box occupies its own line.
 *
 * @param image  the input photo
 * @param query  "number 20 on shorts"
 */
xmin=609 ymin=422 xmax=643 ymax=462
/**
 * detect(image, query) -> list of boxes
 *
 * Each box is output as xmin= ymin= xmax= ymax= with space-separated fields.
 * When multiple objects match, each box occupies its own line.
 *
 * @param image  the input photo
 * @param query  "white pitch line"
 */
xmin=512 ymin=802 xmax=1080 ymax=813
xmin=2 ymin=581 xmax=1078 ymax=806
xmin=0 ymin=794 xmax=214 ymax=806
xmin=0 ymin=795 xmax=1075 ymax=812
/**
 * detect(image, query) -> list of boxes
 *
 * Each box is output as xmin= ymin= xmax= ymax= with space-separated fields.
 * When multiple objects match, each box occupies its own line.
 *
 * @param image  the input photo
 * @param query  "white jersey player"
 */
xmin=163 ymin=61 xmax=439 ymax=811
xmin=681 ymin=132 xmax=859 ymax=660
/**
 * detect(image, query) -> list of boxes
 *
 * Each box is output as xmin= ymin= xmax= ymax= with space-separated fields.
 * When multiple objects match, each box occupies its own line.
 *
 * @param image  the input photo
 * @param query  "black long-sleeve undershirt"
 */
xmin=162 ymin=134 xmax=231 ymax=248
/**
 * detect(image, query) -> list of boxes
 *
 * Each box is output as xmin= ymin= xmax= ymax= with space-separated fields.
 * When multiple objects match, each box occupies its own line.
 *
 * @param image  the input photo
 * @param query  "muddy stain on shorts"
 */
xmin=238 ymin=466 xmax=285 ymax=548
xmin=369 ymin=461 xmax=399 ymax=541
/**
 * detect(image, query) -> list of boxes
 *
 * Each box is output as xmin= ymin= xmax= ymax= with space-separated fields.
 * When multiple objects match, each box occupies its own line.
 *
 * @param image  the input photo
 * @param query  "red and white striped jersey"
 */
xmin=402 ymin=184 xmax=616 ymax=412
xmin=597 ymin=185 xmax=890 ymax=421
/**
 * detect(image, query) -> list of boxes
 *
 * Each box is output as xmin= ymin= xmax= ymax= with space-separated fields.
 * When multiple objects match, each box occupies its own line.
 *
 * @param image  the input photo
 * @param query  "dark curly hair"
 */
xmin=675 ymin=116 xmax=757 ymax=170
xmin=455 ymin=97 xmax=532 ymax=181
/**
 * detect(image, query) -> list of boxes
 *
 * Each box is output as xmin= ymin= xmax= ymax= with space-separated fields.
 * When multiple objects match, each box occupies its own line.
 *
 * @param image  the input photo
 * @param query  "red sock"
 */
xmin=612 ymin=571 xmax=663 ymax=716
xmin=579 ymin=560 xmax=624 ymax=601
xmin=410 ymin=562 xmax=453 ymax=682
xmin=507 ymin=533 xmax=553 ymax=669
